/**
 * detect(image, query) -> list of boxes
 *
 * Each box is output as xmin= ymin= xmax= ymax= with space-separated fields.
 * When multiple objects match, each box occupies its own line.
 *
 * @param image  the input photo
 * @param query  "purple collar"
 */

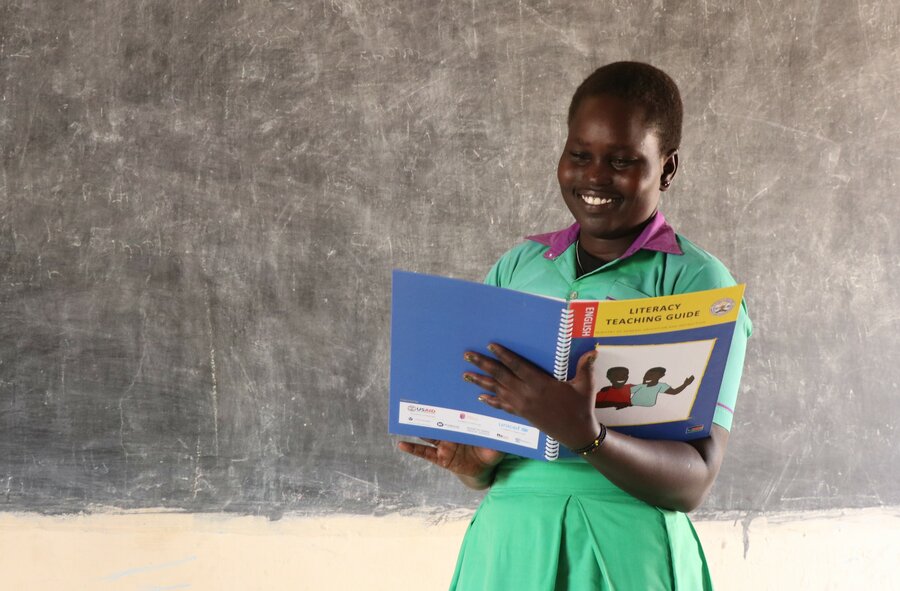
xmin=525 ymin=212 xmax=683 ymax=261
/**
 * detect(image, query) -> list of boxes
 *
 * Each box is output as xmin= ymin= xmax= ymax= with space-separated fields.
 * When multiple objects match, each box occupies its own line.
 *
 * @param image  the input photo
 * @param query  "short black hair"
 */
xmin=567 ymin=61 xmax=683 ymax=155
xmin=646 ymin=367 xmax=667 ymax=376
xmin=607 ymin=366 xmax=629 ymax=377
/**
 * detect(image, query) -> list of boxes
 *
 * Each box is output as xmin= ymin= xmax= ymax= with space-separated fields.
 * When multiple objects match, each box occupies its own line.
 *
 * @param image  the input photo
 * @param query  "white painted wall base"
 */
xmin=0 ymin=508 xmax=897 ymax=590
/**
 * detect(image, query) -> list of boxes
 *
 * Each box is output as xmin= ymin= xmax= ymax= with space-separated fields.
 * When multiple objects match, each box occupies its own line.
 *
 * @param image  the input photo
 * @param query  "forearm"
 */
xmin=578 ymin=426 xmax=728 ymax=512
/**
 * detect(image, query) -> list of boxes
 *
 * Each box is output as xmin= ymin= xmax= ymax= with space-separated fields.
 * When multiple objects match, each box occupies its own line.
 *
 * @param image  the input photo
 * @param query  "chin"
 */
xmin=578 ymin=223 xmax=635 ymax=241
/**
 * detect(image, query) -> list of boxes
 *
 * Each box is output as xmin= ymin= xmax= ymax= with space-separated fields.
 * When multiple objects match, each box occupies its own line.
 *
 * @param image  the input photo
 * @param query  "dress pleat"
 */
xmin=449 ymin=457 xmax=713 ymax=591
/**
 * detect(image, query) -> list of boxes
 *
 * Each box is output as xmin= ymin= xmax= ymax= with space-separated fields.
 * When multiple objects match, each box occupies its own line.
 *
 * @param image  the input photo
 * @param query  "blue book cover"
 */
xmin=389 ymin=270 xmax=744 ymax=461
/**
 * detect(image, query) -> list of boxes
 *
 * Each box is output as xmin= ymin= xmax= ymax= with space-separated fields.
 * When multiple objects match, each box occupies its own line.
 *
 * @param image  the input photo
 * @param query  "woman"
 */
xmin=400 ymin=61 xmax=752 ymax=590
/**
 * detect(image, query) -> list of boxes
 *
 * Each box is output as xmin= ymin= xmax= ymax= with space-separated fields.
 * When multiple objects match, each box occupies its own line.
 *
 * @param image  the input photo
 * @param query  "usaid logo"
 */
xmin=406 ymin=405 xmax=436 ymax=414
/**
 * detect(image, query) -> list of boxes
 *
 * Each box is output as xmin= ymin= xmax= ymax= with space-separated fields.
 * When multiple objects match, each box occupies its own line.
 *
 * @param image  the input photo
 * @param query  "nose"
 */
xmin=583 ymin=159 xmax=612 ymax=186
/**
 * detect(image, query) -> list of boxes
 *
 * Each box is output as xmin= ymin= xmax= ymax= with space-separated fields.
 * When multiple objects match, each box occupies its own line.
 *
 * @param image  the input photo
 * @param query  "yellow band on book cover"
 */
xmin=589 ymin=284 xmax=745 ymax=338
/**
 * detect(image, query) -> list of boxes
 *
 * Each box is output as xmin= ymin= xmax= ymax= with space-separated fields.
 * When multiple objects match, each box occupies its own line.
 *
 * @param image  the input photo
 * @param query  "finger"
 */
xmin=464 ymin=346 xmax=527 ymax=387
xmin=478 ymin=393 xmax=501 ymax=409
xmin=462 ymin=370 xmax=501 ymax=392
xmin=398 ymin=441 xmax=444 ymax=466
xmin=485 ymin=343 xmax=524 ymax=372
xmin=485 ymin=343 xmax=542 ymax=381
xmin=464 ymin=350 xmax=518 ymax=387
xmin=398 ymin=441 xmax=435 ymax=458
xmin=478 ymin=392 xmax=518 ymax=416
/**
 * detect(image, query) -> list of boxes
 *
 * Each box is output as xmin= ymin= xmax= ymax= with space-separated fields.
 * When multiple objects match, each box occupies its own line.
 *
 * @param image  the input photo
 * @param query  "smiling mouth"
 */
xmin=577 ymin=191 xmax=620 ymax=206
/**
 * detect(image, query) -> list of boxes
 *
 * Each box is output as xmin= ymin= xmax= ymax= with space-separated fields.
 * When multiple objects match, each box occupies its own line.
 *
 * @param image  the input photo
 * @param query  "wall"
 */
xmin=1 ymin=0 xmax=898 ymax=587
xmin=1 ymin=510 xmax=898 ymax=590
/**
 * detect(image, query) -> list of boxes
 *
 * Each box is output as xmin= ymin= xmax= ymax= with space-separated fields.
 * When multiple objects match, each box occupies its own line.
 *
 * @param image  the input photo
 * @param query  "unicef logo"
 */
xmin=710 ymin=298 xmax=735 ymax=316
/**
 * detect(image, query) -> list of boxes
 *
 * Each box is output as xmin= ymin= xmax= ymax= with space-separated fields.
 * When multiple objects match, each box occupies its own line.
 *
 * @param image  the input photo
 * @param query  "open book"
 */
xmin=389 ymin=270 xmax=744 ymax=461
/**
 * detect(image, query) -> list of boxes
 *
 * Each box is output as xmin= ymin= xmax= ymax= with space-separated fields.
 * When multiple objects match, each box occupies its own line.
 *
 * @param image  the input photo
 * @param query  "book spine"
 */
xmin=544 ymin=307 xmax=575 ymax=461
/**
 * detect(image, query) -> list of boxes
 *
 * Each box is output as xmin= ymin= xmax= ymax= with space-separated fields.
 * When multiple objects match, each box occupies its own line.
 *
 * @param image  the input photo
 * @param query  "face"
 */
xmin=557 ymin=94 xmax=677 ymax=252
xmin=643 ymin=369 xmax=666 ymax=385
xmin=607 ymin=367 xmax=629 ymax=386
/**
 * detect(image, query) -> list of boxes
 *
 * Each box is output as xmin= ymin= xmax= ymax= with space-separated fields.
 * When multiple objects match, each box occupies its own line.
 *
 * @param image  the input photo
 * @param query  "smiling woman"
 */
xmin=399 ymin=61 xmax=752 ymax=591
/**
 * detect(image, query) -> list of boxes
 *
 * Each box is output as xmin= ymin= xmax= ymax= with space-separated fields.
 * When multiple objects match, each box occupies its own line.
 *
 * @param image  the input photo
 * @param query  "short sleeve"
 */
xmin=484 ymin=259 xmax=502 ymax=287
xmin=670 ymin=247 xmax=753 ymax=432
xmin=711 ymin=303 xmax=752 ymax=431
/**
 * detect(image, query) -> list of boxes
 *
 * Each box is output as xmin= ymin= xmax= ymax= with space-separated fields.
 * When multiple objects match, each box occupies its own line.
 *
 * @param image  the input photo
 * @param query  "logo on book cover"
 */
xmin=406 ymin=404 xmax=436 ymax=414
xmin=685 ymin=424 xmax=705 ymax=433
xmin=710 ymin=298 xmax=735 ymax=316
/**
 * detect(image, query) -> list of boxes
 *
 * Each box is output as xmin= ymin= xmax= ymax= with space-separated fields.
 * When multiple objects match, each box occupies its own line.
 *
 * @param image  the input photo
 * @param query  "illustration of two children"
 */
xmin=595 ymin=367 xmax=695 ymax=410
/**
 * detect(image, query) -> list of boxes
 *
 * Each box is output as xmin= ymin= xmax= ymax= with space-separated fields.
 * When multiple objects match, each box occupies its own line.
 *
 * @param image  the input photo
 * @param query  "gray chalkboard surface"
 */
xmin=1 ymin=1 xmax=898 ymax=519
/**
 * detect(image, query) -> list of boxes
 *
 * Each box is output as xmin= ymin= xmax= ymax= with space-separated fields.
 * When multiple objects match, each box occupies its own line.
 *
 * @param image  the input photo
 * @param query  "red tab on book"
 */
xmin=569 ymin=301 xmax=599 ymax=338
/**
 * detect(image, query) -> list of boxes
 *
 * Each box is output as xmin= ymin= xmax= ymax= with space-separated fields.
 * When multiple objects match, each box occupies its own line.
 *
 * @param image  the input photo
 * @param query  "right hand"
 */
xmin=398 ymin=439 xmax=504 ymax=478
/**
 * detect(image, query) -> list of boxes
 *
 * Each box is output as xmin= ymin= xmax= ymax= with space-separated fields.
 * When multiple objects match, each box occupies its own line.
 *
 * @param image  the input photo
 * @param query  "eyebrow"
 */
xmin=568 ymin=138 xmax=641 ymax=151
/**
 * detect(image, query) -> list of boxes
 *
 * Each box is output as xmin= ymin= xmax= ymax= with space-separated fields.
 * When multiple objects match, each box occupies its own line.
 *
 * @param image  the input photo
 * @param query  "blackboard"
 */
xmin=1 ymin=0 xmax=898 ymax=519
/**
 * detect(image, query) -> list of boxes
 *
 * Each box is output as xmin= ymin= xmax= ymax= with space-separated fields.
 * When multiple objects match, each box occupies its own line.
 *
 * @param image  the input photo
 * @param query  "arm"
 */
xmin=464 ymin=345 xmax=729 ymax=512
xmin=664 ymin=375 xmax=695 ymax=395
xmin=582 ymin=423 xmax=728 ymax=512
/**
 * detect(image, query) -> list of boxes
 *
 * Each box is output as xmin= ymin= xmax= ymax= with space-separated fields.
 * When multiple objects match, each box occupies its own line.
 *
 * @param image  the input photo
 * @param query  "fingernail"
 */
xmin=463 ymin=374 xmax=474 ymax=383
xmin=487 ymin=344 xmax=498 ymax=354
xmin=464 ymin=352 xmax=475 ymax=362
xmin=478 ymin=395 xmax=489 ymax=403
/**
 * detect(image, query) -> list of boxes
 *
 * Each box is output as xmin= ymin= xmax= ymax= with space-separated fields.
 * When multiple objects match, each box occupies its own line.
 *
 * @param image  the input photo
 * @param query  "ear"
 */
xmin=659 ymin=149 xmax=679 ymax=192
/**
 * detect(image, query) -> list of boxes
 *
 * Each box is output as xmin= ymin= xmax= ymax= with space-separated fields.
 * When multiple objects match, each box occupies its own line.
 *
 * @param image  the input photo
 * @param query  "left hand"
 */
xmin=463 ymin=344 xmax=600 ymax=450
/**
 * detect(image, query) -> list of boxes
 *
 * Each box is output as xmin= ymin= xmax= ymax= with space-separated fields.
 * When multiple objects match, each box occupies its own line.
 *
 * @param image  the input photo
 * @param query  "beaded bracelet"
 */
xmin=569 ymin=423 xmax=607 ymax=456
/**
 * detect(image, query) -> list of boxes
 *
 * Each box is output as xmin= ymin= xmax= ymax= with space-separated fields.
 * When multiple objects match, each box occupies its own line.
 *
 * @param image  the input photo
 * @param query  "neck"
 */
xmin=577 ymin=213 xmax=656 ymax=261
xmin=578 ymin=230 xmax=640 ymax=262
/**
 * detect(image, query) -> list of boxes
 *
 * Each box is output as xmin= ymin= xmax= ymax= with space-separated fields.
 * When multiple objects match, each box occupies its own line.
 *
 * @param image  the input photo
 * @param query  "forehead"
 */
xmin=568 ymin=94 xmax=660 ymax=152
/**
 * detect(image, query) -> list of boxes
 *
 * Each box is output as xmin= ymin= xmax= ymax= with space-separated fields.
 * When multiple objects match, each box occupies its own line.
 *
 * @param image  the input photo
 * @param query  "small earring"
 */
xmin=660 ymin=180 xmax=671 ymax=189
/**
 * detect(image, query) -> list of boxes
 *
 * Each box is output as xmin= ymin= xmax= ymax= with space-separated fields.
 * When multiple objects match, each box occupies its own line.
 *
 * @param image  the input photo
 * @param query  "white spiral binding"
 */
xmin=553 ymin=308 xmax=575 ymax=381
xmin=544 ymin=307 xmax=575 ymax=461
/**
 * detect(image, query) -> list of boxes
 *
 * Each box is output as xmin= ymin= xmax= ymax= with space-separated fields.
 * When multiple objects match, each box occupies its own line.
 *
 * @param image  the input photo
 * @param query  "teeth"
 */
xmin=579 ymin=194 xmax=614 ymax=206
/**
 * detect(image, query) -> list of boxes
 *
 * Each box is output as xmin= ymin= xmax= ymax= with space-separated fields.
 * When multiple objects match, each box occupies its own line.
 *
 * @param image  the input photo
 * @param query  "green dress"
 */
xmin=450 ymin=458 xmax=713 ymax=591
xmin=451 ymin=217 xmax=751 ymax=590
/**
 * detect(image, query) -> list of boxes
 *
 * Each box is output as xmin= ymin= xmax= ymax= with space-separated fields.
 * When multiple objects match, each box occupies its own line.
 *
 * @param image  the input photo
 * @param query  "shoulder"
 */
xmin=484 ymin=240 xmax=553 ymax=288
xmin=671 ymin=234 xmax=753 ymax=336
xmin=668 ymin=234 xmax=740 ymax=293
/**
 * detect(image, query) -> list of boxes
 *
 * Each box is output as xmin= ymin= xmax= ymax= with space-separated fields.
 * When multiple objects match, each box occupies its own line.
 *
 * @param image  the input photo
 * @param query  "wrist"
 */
xmin=568 ymin=423 xmax=607 ymax=457
xmin=457 ymin=466 xmax=498 ymax=490
xmin=558 ymin=415 xmax=602 ymax=451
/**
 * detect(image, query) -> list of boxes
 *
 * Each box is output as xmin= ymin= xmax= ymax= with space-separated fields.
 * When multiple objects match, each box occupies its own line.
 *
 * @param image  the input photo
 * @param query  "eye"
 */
xmin=610 ymin=158 xmax=638 ymax=170
xmin=568 ymin=151 xmax=591 ymax=163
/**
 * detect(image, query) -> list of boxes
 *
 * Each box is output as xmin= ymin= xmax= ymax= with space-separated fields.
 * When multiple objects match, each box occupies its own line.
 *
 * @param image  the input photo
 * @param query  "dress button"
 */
xmin=569 ymin=291 xmax=578 ymax=299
